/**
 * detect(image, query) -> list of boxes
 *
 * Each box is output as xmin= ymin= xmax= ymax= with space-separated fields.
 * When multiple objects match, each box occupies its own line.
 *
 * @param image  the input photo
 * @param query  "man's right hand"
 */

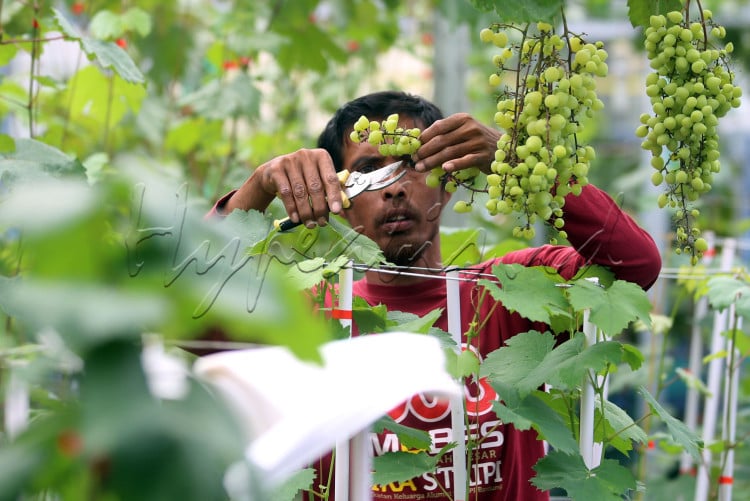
xmin=223 ymin=148 xmax=345 ymax=228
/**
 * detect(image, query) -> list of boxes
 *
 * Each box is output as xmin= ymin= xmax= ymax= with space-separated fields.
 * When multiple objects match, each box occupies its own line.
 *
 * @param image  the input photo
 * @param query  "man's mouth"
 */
xmin=381 ymin=209 xmax=416 ymax=233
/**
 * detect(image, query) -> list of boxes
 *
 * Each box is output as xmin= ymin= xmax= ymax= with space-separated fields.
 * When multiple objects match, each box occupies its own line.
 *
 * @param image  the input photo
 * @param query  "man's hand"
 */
xmin=224 ymin=148 xmax=344 ymax=228
xmin=413 ymin=113 xmax=500 ymax=175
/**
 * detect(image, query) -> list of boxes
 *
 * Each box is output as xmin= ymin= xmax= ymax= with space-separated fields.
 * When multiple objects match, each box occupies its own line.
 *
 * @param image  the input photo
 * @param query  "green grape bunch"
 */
xmin=349 ymin=114 xmax=422 ymax=157
xmin=638 ymin=8 xmax=741 ymax=264
xmin=349 ymin=114 xmax=483 ymax=212
xmin=481 ymin=20 xmax=608 ymax=241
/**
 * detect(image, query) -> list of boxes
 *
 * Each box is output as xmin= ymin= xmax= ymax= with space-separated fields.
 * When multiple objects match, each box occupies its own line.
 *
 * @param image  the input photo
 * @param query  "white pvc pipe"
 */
xmin=718 ymin=313 xmax=742 ymax=501
xmin=695 ymin=239 xmax=736 ymax=501
xmin=680 ymin=294 xmax=708 ymax=476
xmin=580 ymin=309 xmax=598 ymax=469
xmin=446 ymin=269 xmax=467 ymax=501
xmin=681 ymin=232 xmax=716 ymax=476
xmin=336 ymin=262 xmax=355 ymax=501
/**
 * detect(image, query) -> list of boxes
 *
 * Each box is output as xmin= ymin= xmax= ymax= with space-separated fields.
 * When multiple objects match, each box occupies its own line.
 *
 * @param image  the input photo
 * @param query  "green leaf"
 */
xmin=81 ymin=152 xmax=110 ymax=185
xmin=482 ymin=331 xmax=623 ymax=396
xmin=53 ymin=8 xmax=144 ymax=84
xmin=286 ymin=257 xmax=324 ymax=290
xmin=675 ymin=367 xmax=710 ymax=396
xmin=441 ymin=228 xmax=483 ymax=267
xmin=638 ymin=387 xmax=702 ymax=462
xmin=470 ymin=0 xmax=564 ymax=23
xmin=706 ymin=275 xmax=750 ymax=319
xmin=373 ymin=415 xmax=432 ymax=451
xmin=272 ymin=18 xmax=347 ymax=73
xmin=703 ymin=350 xmax=728 ymax=364
xmin=64 ymin=66 xmax=146 ymax=127
xmin=627 ymin=0 xmax=684 ymax=28
xmin=480 ymin=330 xmax=556 ymax=390
xmin=122 ymin=7 xmax=152 ymax=37
xmin=0 ymin=138 xmax=84 ymax=181
xmin=352 ymin=299 xmax=388 ymax=334
xmin=89 ymin=10 xmax=124 ymax=39
xmin=165 ymin=118 xmax=208 ymax=154
xmin=372 ymin=447 xmax=452 ymax=486
xmin=386 ymin=308 xmax=443 ymax=334
xmin=621 ymin=343 xmax=645 ymax=371
xmin=270 ymin=468 xmax=315 ymax=501
xmin=533 ymin=451 xmax=637 ymax=500
xmin=491 ymin=389 xmax=578 ymax=454
xmin=567 ymin=278 xmax=653 ymax=335
xmin=327 ymin=216 xmax=386 ymax=267
xmin=452 ymin=348 xmax=480 ymax=378
xmin=0 ymin=134 xmax=15 ymax=154
xmin=0 ymin=277 xmax=168 ymax=352
xmin=480 ymin=263 xmax=568 ymax=324
xmin=595 ymin=398 xmax=648 ymax=454
xmin=0 ymin=43 xmax=18 ymax=66
xmin=178 ymin=74 xmax=261 ymax=120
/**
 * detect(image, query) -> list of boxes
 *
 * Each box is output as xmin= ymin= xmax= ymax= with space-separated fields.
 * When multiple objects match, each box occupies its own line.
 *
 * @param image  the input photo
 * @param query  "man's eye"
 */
xmin=359 ymin=165 xmax=377 ymax=174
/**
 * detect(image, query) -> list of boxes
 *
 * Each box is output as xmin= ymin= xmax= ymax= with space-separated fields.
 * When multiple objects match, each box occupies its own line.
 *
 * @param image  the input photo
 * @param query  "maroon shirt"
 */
xmin=210 ymin=185 xmax=661 ymax=500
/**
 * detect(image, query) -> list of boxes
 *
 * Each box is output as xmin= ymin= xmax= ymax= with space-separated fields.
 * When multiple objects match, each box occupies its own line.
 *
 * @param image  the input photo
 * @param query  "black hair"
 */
xmin=317 ymin=90 xmax=444 ymax=171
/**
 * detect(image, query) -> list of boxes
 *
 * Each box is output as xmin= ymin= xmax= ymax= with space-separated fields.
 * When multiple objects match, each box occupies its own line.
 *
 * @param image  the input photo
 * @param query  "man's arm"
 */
xmin=207 ymin=148 xmax=344 ymax=229
xmin=503 ymin=184 xmax=662 ymax=289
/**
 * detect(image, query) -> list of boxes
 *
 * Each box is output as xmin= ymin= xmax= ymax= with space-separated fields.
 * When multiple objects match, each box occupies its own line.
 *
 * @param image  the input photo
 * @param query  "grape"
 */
xmin=348 ymin=114 xmax=422 ymax=157
xmin=478 ymin=21 xmax=608 ymax=240
xmin=640 ymin=9 xmax=741 ymax=263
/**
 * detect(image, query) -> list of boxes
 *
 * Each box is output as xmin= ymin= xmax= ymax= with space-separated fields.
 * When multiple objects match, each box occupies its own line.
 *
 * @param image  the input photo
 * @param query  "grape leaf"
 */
xmin=178 ymin=73 xmax=261 ymax=120
xmin=638 ymin=387 xmax=702 ymax=462
xmin=480 ymin=263 xmax=568 ymax=324
xmin=386 ymin=308 xmax=443 ymax=334
xmin=372 ymin=447 xmax=451 ymax=486
xmin=327 ymin=216 xmax=387 ymax=268
xmin=122 ymin=7 xmax=152 ymax=37
xmin=627 ymin=0 xmax=684 ymax=28
xmin=53 ymin=9 xmax=145 ymax=84
xmin=567 ymin=278 xmax=653 ymax=335
xmin=270 ymin=468 xmax=315 ymax=501
xmin=223 ymin=208 xmax=275 ymax=251
xmin=482 ymin=331 xmax=623 ymax=396
xmin=706 ymin=275 xmax=750 ymax=319
xmin=441 ymin=228 xmax=483 ymax=268
xmin=468 ymin=0 xmax=563 ymax=23
xmin=480 ymin=330 xmax=556 ymax=388
xmin=0 ymin=138 xmax=84 ymax=180
xmin=595 ymin=398 xmax=648 ymax=454
xmin=490 ymin=388 xmax=578 ymax=454
xmin=89 ymin=10 xmax=124 ymax=39
xmin=622 ymin=343 xmax=645 ymax=371
xmin=285 ymin=255 xmax=349 ymax=291
xmin=532 ymin=451 xmax=637 ymax=500
xmin=352 ymin=298 xmax=388 ymax=334
xmin=373 ymin=415 xmax=432 ymax=451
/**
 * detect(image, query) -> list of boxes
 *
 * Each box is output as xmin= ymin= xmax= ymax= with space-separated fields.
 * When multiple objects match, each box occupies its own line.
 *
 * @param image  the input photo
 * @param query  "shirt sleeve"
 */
xmin=501 ymin=184 xmax=662 ymax=290
xmin=204 ymin=190 xmax=238 ymax=218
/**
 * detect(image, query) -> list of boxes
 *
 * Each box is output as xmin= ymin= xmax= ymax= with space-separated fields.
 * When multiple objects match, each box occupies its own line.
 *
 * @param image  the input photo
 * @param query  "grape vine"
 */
xmin=639 ymin=6 xmax=741 ymax=264
xmin=481 ymin=20 xmax=608 ymax=241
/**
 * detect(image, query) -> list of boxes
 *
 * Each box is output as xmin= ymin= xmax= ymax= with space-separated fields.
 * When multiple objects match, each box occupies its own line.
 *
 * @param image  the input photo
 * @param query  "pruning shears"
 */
xmin=274 ymin=160 xmax=406 ymax=232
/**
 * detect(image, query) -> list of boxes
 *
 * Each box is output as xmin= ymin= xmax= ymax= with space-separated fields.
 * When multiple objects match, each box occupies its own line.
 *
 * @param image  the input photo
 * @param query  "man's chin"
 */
xmin=382 ymin=241 xmax=431 ymax=268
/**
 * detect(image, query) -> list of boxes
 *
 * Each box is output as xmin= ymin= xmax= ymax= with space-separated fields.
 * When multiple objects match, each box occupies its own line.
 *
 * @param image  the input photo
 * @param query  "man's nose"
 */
xmin=380 ymin=174 xmax=409 ymax=199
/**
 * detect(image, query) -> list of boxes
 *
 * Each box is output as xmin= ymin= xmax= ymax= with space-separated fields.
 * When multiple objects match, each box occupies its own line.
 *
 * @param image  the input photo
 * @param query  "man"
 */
xmin=209 ymin=90 xmax=662 ymax=500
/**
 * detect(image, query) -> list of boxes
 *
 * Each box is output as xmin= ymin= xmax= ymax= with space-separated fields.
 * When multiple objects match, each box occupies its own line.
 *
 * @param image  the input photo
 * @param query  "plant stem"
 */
xmin=103 ymin=74 xmax=116 ymax=154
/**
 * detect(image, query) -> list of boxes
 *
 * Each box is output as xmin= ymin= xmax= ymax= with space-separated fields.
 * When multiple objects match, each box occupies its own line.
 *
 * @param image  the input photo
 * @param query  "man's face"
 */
xmin=339 ymin=117 xmax=451 ymax=267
